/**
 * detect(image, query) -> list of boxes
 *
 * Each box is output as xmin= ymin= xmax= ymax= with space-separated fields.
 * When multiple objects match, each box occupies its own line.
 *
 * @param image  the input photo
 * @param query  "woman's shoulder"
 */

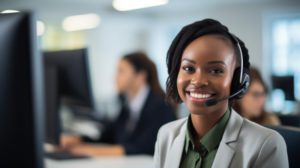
xmin=262 ymin=112 xmax=281 ymax=126
xmin=241 ymin=117 xmax=283 ymax=142
xmin=157 ymin=118 xmax=187 ymax=138
xmin=231 ymin=110 xmax=278 ymax=136
xmin=159 ymin=118 xmax=187 ymax=131
xmin=147 ymin=91 xmax=172 ymax=108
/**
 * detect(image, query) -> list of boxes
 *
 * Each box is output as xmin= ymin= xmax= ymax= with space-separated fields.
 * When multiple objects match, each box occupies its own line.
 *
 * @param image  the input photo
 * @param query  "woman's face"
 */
xmin=239 ymin=81 xmax=266 ymax=118
xmin=116 ymin=59 xmax=136 ymax=94
xmin=177 ymin=35 xmax=236 ymax=116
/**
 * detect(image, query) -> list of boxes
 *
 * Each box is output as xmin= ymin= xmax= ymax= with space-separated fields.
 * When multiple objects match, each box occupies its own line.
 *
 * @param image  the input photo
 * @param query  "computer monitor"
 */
xmin=44 ymin=49 xmax=94 ymax=108
xmin=43 ymin=49 xmax=95 ymax=145
xmin=0 ymin=12 xmax=44 ymax=168
xmin=272 ymin=75 xmax=295 ymax=101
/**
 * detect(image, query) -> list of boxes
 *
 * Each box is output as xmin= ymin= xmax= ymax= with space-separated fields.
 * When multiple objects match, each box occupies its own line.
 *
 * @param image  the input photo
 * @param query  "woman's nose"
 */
xmin=190 ymin=71 xmax=208 ymax=87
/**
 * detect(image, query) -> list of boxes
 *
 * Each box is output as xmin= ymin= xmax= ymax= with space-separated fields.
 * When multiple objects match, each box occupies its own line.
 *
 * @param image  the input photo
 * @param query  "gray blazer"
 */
xmin=154 ymin=110 xmax=289 ymax=168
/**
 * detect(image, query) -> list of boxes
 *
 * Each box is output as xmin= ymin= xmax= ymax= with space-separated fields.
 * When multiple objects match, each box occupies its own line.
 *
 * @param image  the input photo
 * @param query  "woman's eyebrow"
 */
xmin=181 ymin=58 xmax=196 ymax=64
xmin=207 ymin=60 xmax=226 ymax=65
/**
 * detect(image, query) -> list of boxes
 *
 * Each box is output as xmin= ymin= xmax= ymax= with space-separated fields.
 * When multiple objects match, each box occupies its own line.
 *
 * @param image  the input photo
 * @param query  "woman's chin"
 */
xmin=186 ymin=104 xmax=210 ymax=116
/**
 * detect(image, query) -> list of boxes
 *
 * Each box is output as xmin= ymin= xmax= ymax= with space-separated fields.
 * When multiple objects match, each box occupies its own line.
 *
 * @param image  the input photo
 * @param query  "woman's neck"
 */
xmin=190 ymin=106 xmax=227 ymax=140
xmin=127 ymin=83 xmax=146 ymax=101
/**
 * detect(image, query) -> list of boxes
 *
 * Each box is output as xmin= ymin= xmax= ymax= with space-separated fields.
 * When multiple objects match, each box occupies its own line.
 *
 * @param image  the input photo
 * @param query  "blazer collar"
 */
xmin=222 ymin=110 xmax=244 ymax=143
xmin=212 ymin=110 xmax=244 ymax=168
xmin=165 ymin=119 xmax=187 ymax=168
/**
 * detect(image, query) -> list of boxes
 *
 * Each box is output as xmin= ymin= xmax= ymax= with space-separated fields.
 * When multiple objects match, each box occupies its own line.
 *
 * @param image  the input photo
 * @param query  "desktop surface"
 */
xmin=45 ymin=155 xmax=153 ymax=168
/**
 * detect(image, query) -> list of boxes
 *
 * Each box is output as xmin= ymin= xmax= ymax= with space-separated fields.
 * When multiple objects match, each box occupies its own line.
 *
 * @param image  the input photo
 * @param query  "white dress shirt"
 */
xmin=126 ymin=84 xmax=150 ymax=132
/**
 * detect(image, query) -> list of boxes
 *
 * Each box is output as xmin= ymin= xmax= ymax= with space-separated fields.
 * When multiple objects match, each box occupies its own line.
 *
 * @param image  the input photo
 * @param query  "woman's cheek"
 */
xmin=221 ymin=76 xmax=233 ymax=95
xmin=177 ymin=74 xmax=186 ymax=101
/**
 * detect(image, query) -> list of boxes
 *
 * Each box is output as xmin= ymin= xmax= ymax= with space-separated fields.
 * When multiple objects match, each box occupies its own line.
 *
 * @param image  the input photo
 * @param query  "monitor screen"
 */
xmin=272 ymin=75 xmax=295 ymax=101
xmin=44 ymin=49 xmax=94 ymax=108
xmin=0 ymin=12 xmax=44 ymax=168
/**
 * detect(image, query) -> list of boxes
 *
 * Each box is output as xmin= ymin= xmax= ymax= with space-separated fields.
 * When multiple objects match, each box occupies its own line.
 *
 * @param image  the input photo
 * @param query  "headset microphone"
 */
xmin=204 ymin=88 xmax=245 ymax=107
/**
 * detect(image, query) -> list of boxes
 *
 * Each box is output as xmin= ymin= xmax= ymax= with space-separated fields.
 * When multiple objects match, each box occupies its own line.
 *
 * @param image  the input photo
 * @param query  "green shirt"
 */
xmin=180 ymin=110 xmax=231 ymax=168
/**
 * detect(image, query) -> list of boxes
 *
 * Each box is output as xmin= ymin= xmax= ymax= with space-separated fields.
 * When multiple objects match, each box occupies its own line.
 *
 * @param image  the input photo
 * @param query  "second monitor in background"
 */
xmin=43 ymin=48 xmax=95 ymax=146
xmin=272 ymin=75 xmax=295 ymax=101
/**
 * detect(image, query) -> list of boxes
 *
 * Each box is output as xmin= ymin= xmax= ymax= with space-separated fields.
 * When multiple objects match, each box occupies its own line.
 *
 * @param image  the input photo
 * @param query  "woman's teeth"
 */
xmin=190 ymin=92 xmax=212 ymax=99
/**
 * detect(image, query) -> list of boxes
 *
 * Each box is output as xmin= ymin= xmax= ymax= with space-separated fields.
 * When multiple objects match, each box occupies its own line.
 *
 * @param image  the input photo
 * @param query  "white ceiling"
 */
xmin=0 ymin=0 xmax=288 ymax=13
xmin=0 ymin=0 xmax=297 ymax=23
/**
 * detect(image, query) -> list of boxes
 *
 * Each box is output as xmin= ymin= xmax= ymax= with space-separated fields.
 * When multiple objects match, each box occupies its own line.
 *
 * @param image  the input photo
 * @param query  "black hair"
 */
xmin=122 ymin=51 xmax=165 ymax=97
xmin=166 ymin=18 xmax=250 ymax=103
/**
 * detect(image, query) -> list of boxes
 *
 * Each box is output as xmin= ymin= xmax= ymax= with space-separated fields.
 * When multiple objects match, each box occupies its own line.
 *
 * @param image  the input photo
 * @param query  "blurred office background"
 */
xmin=1 ymin=0 xmax=300 ymax=119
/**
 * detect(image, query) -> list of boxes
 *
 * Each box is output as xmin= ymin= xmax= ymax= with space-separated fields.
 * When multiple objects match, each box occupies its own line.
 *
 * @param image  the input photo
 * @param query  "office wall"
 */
xmin=85 ymin=15 xmax=149 ymax=115
xmin=145 ymin=0 xmax=300 ymax=81
xmin=84 ymin=1 xmax=300 ymax=116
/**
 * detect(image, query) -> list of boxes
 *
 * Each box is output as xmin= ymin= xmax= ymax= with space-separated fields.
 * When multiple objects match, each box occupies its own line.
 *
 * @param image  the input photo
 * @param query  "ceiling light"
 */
xmin=113 ymin=0 xmax=168 ymax=11
xmin=62 ymin=13 xmax=100 ymax=32
xmin=1 ymin=10 xmax=20 ymax=14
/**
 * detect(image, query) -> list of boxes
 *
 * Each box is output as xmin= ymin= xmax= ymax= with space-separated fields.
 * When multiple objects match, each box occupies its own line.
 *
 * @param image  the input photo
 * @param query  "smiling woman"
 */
xmin=154 ymin=19 xmax=289 ymax=168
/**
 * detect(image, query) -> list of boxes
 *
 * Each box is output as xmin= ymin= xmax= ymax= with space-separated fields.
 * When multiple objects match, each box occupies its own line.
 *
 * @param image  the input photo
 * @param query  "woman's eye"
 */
xmin=182 ymin=66 xmax=195 ymax=73
xmin=209 ymin=69 xmax=224 ymax=74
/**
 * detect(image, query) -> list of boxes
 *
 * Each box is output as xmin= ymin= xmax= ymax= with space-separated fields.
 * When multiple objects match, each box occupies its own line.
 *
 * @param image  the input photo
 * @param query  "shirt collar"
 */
xmin=185 ymin=109 xmax=231 ymax=153
xmin=128 ymin=84 xmax=150 ymax=117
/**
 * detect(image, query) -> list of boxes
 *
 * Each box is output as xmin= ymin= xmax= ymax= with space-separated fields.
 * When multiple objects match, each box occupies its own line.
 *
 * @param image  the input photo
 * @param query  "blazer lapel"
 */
xmin=165 ymin=121 xmax=187 ymax=168
xmin=212 ymin=141 xmax=235 ymax=168
xmin=212 ymin=110 xmax=244 ymax=168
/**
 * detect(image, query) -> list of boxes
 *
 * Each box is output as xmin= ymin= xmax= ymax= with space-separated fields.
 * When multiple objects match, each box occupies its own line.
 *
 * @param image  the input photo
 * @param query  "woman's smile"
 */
xmin=185 ymin=89 xmax=216 ymax=104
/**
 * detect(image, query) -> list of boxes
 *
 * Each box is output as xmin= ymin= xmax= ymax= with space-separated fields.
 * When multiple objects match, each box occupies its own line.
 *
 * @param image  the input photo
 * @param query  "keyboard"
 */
xmin=45 ymin=150 xmax=90 ymax=160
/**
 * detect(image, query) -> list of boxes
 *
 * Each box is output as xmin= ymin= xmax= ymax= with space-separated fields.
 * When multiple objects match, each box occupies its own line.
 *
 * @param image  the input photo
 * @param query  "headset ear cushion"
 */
xmin=237 ymin=73 xmax=250 ymax=98
xmin=230 ymin=67 xmax=242 ymax=96
xmin=230 ymin=67 xmax=250 ymax=99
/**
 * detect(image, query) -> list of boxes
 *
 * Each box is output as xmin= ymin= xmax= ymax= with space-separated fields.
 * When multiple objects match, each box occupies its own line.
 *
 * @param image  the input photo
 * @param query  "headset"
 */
xmin=205 ymin=33 xmax=250 ymax=107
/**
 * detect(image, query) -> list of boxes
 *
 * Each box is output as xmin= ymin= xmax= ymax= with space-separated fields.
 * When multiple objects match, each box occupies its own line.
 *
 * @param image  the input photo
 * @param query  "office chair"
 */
xmin=277 ymin=115 xmax=300 ymax=127
xmin=266 ymin=125 xmax=300 ymax=168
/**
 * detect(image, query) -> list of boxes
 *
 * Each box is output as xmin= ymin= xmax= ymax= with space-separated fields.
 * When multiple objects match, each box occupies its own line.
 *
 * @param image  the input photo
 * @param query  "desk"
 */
xmin=46 ymin=155 xmax=153 ymax=168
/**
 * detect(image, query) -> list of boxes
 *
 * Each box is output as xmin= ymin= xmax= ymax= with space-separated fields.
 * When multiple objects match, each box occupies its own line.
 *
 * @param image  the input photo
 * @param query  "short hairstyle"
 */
xmin=166 ymin=19 xmax=250 ymax=103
